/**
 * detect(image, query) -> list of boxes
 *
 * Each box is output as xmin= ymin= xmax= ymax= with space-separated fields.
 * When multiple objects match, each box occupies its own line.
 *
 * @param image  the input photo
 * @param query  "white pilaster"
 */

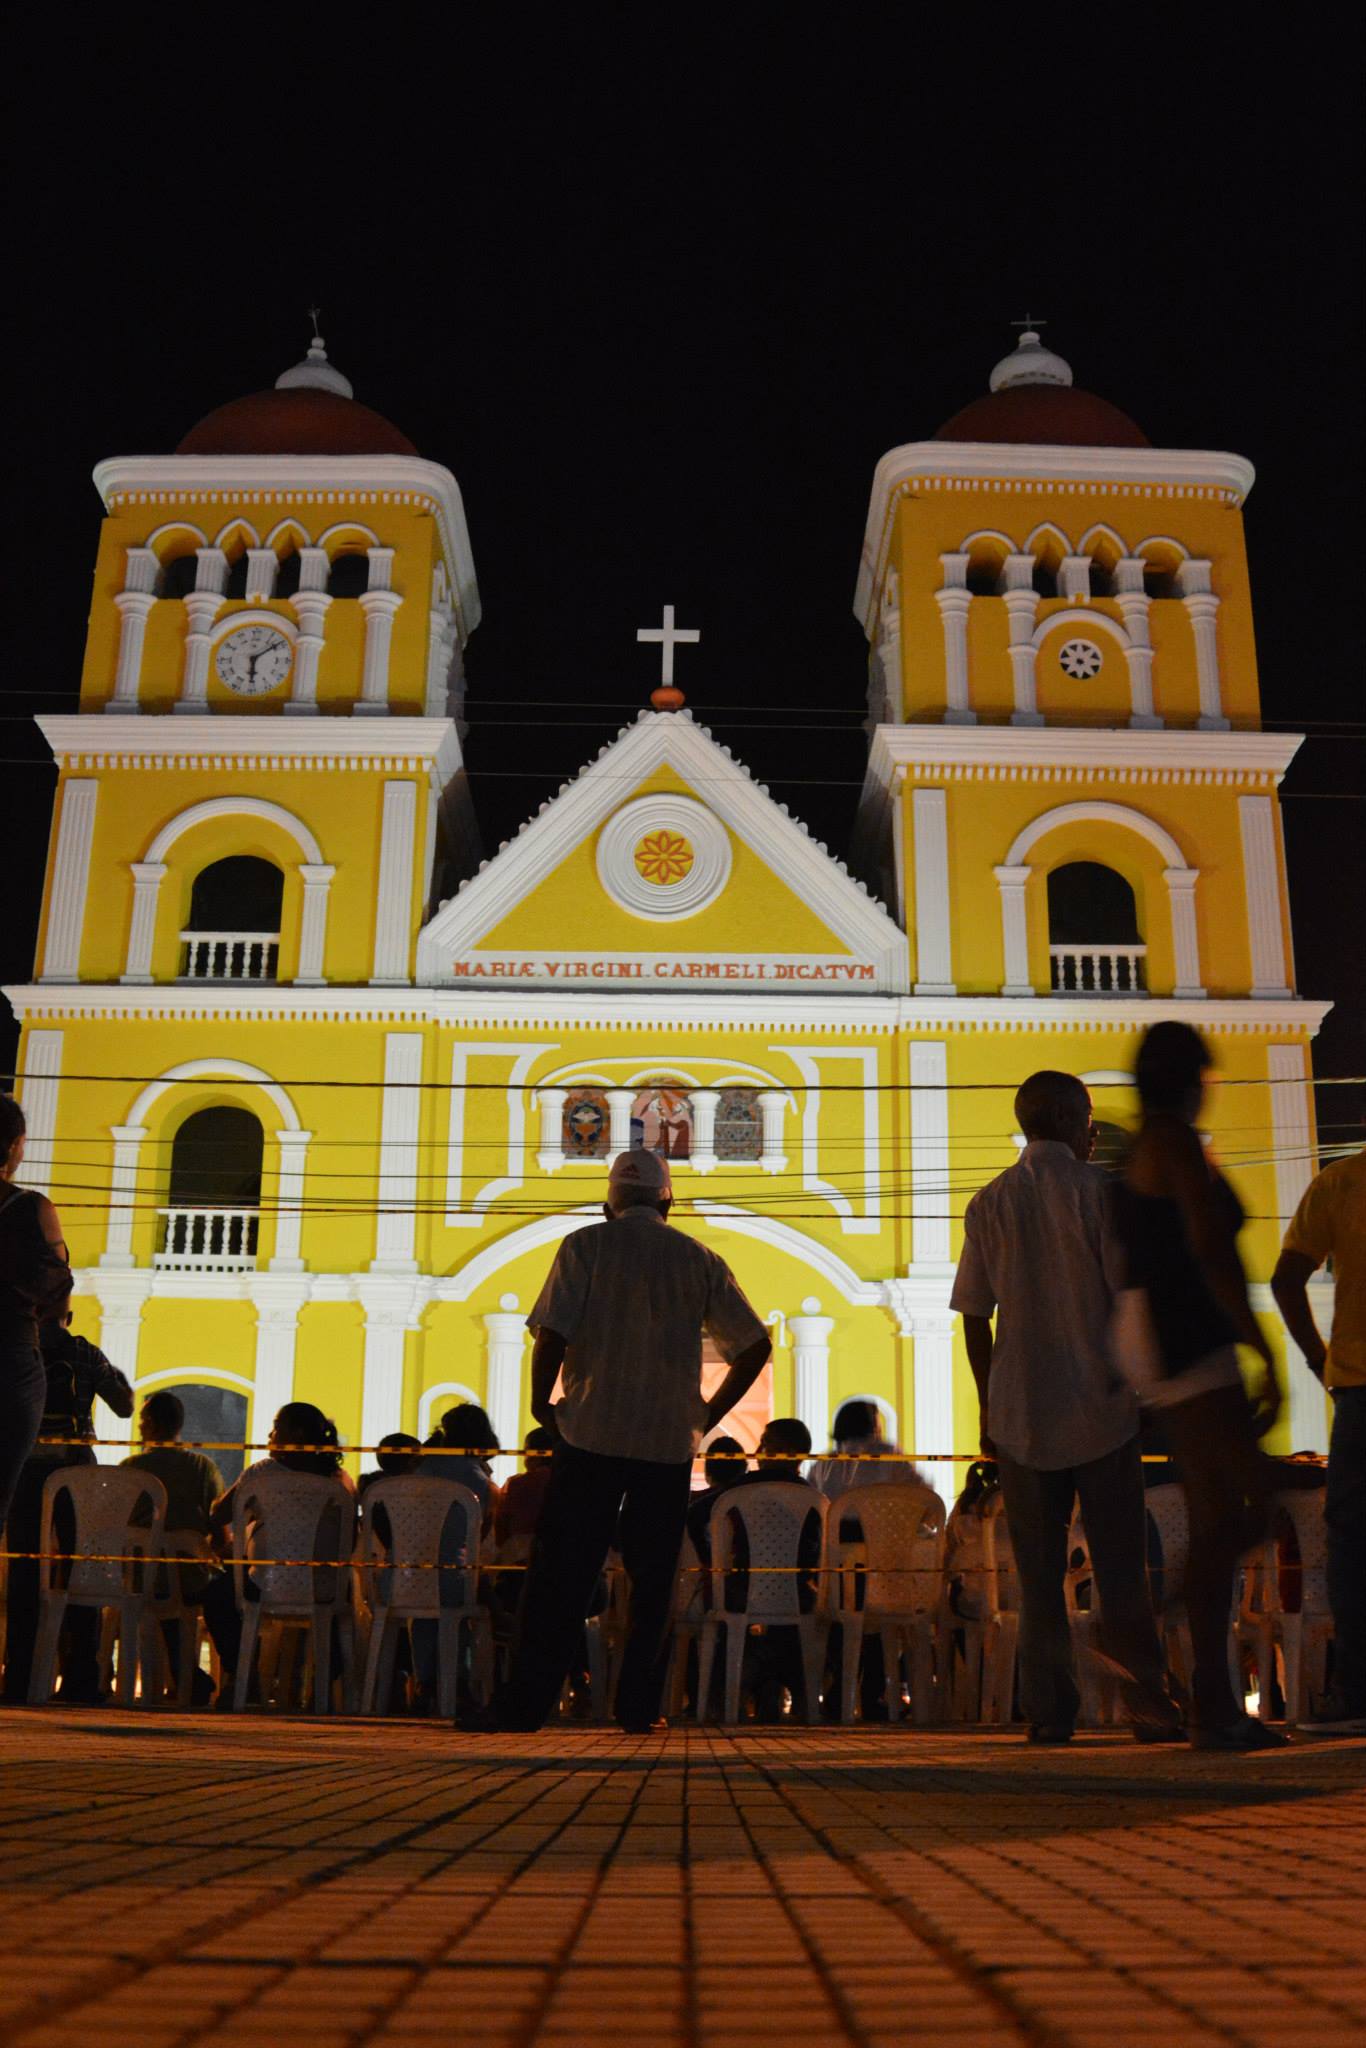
xmin=756 ymin=1090 xmax=788 ymax=1175
xmin=299 ymin=547 xmax=329 ymax=593
xmin=372 ymin=1034 xmax=423 ymax=1272
xmin=1163 ymin=867 xmax=1207 ymax=998
xmin=912 ymin=1325 xmax=957 ymax=1510
xmin=606 ymin=1088 xmax=635 ymax=1155
xmin=935 ymin=556 xmax=975 ymax=724
xmin=1113 ymin=582 xmax=1161 ymax=728
xmin=100 ymin=1125 xmax=147 ymax=1269
xmin=372 ymin=781 xmax=418 ymax=985
xmin=110 ymin=589 xmax=156 ymax=711
xmin=1238 ymin=794 xmax=1291 ymax=997
xmin=1178 ymin=561 xmax=1228 ymax=730
xmin=284 ymin=589 xmax=330 ymax=716
xmin=250 ymin=1276 xmax=309 ymax=1439
xmin=689 ymin=1088 xmax=721 ymax=1173
xmin=90 ymin=1274 xmax=150 ymax=1463
xmin=245 ymin=549 xmax=277 ymax=602
xmin=355 ymin=585 xmax=404 ymax=716
xmin=1266 ymin=1044 xmax=1329 ymax=1454
xmin=911 ymin=787 xmax=954 ymax=994
xmin=120 ymin=861 xmax=167 ymax=985
xmin=295 ymin=864 xmax=334 ymax=984
xmin=269 ymin=1130 xmax=313 ymax=1271
xmin=909 ymin=1041 xmax=950 ymax=1263
xmin=15 ymin=1029 xmax=62 ymax=1194
xmin=536 ymin=1088 xmax=568 ymax=1172
xmin=994 ymin=863 xmax=1033 ymax=994
xmin=1003 ymin=556 xmax=1042 ymax=726
xmin=40 ymin=779 xmax=98 ymax=981
xmin=175 ymin=590 xmax=225 ymax=712
xmin=1059 ymin=555 xmax=1091 ymax=600
xmin=788 ymin=1299 xmax=834 ymax=1445
xmin=195 ymin=547 xmax=229 ymax=595
xmin=484 ymin=1294 xmax=528 ymax=1482
xmin=357 ymin=1280 xmax=416 ymax=1449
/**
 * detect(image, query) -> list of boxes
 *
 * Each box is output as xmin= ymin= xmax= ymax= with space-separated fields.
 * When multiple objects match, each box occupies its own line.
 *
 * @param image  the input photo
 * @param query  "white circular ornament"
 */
xmin=1058 ymin=638 xmax=1103 ymax=680
xmin=595 ymin=794 xmax=732 ymax=920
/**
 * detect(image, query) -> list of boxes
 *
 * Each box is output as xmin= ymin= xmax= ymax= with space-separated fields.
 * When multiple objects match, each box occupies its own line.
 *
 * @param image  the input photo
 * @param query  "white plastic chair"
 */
xmin=229 ymin=1468 xmax=357 ymax=1713
xmin=1143 ymin=1482 xmax=1195 ymax=1699
xmin=28 ymin=1467 xmax=168 ymax=1706
xmin=665 ymin=1531 xmax=706 ymax=1719
xmin=835 ymin=1482 xmax=946 ymax=1723
xmin=1271 ymin=1490 xmax=1334 ymax=1724
xmin=696 ymin=1482 xmax=831 ymax=1724
xmin=358 ymin=1477 xmax=491 ymax=1719
xmin=152 ymin=1532 xmax=218 ymax=1707
xmin=969 ymin=1491 xmax=1021 ymax=1724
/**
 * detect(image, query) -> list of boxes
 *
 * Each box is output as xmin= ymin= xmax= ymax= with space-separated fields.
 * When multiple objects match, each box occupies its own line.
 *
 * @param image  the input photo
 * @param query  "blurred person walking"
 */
xmin=0 ymin=1096 xmax=73 ymax=1532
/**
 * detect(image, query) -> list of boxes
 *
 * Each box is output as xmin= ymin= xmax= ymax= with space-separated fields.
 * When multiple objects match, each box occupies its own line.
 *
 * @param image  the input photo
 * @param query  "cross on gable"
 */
xmin=636 ymin=604 xmax=700 ymax=687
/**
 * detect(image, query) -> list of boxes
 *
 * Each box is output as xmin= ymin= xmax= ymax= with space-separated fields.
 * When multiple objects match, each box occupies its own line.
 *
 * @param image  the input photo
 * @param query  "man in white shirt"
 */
xmin=490 ymin=1148 xmax=771 ymax=1733
xmin=951 ymin=1071 xmax=1180 ymax=1744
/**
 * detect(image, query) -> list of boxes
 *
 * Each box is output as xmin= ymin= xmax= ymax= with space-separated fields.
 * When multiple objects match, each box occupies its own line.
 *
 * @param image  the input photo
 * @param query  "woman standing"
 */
xmin=1112 ymin=1023 xmax=1285 ymax=1750
xmin=0 ymin=1095 xmax=75 ymax=1528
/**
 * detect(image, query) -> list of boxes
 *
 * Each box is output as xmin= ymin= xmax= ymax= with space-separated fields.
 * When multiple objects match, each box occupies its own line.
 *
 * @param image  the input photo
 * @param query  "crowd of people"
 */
xmin=0 ymin=1019 xmax=1361 ymax=1739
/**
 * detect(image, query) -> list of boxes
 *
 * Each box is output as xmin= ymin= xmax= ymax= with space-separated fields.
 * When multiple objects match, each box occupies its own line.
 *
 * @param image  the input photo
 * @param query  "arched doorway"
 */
xmin=182 ymin=855 xmax=284 ymax=982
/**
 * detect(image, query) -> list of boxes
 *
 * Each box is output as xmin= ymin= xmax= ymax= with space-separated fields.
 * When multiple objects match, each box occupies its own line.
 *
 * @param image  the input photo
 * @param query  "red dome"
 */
xmin=177 ymin=385 xmax=417 ymax=457
xmin=935 ymin=382 xmax=1149 ymax=448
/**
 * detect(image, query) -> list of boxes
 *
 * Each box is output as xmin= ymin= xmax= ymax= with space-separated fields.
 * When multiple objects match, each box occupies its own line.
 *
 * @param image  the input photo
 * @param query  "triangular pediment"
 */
xmin=417 ymin=712 xmax=908 ymax=992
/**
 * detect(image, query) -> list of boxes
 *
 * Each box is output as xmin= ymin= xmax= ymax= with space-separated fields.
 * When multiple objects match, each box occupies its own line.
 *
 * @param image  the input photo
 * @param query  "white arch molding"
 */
xmin=122 ymin=797 xmax=333 ymax=986
xmin=418 ymin=1380 xmax=484 ymax=1442
xmin=995 ymin=801 xmax=1204 ymax=999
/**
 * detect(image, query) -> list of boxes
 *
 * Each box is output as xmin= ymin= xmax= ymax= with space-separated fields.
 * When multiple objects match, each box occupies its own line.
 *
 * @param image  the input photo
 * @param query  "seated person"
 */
xmin=423 ymin=1402 xmax=501 ymax=1519
xmin=123 ymin=1390 xmax=241 ymax=1705
xmin=944 ymin=1457 xmax=1000 ymax=1623
xmin=209 ymin=1400 xmax=356 ymax=1569
xmin=359 ymin=1431 xmax=423 ymax=1497
xmin=686 ymin=1434 xmax=750 ymax=1561
xmin=494 ymin=1423 xmax=558 ymax=1547
xmin=810 ymin=1399 xmax=928 ymax=1500
xmin=711 ymin=1420 xmax=824 ymax=1720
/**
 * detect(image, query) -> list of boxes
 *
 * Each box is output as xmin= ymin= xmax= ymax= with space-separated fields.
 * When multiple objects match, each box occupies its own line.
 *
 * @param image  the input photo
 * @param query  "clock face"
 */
xmin=215 ymin=625 xmax=293 ymax=697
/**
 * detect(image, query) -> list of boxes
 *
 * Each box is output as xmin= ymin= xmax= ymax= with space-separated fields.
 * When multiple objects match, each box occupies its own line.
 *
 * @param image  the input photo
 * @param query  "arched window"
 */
xmin=327 ymin=552 xmax=369 ymax=598
xmin=160 ymin=1106 xmax=263 ymax=1270
xmin=159 ymin=554 xmax=200 ymax=600
xmin=274 ymin=551 xmax=302 ymax=599
xmin=562 ymin=1087 xmax=610 ymax=1160
xmin=1047 ymin=862 xmax=1145 ymax=994
xmin=632 ymin=1083 xmax=691 ymax=1160
xmin=965 ymin=558 xmax=1002 ymax=597
xmin=152 ymin=1383 xmax=249 ymax=1484
xmin=181 ymin=856 xmax=283 ymax=982
xmin=715 ymin=1087 xmax=762 ymax=1162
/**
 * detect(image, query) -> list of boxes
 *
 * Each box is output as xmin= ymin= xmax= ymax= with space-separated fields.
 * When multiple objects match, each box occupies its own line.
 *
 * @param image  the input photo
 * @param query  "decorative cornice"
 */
xmin=3 ymin=982 xmax=1331 ymax=1038
xmin=93 ymin=454 xmax=480 ymax=642
xmin=37 ymin=713 xmax=463 ymax=784
xmin=855 ymin=440 xmax=1257 ymax=634
xmin=865 ymin=723 xmax=1302 ymax=784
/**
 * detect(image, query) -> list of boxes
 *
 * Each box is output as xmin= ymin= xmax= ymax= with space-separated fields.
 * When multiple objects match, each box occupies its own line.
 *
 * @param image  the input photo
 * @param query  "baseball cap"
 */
xmin=607 ymin=1148 xmax=673 ymax=1197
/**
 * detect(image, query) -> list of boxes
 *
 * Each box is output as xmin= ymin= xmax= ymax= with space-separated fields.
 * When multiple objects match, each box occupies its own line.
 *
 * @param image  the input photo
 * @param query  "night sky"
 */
xmin=5 ymin=22 xmax=1363 ymax=1131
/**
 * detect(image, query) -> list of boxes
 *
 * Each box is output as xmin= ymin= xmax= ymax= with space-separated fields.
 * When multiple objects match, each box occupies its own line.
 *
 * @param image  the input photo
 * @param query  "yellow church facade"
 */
xmin=4 ymin=326 xmax=1334 ymax=1489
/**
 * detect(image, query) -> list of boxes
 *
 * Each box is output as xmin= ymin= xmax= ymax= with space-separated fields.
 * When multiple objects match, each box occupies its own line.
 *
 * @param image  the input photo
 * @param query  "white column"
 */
xmin=484 ymin=1295 xmax=528 ymax=1483
xmin=756 ymin=1090 xmax=788 ymax=1175
xmin=356 ymin=551 xmax=402 ymax=716
xmin=109 ymin=590 xmax=156 ymax=711
xmin=935 ymin=555 xmax=975 ymax=724
xmin=912 ymin=1324 xmax=957 ymax=1510
xmin=1266 ymin=1044 xmax=1329 ymax=1454
xmin=1059 ymin=555 xmax=1091 ymax=599
xmin=788 ymin=1299 xmax=834 ymax=1444
xmin=1003 ymin=556 xmax=1042 ymax=726
xmin=244 ymin=549 xmax=277 ymax=602
xmin=250 ymin=1277 xmax=308 ymax=1439
xmin=372 ymin=780 xmax=418 ymax=984
xmin=120 ymin=861 xmax=167 ymax=985
xmin=909 ymin=1041 xmax=950 ymax=1264
xmin=536 ymin=1087 xmax=568 ymax=1172
xmin=911 ymin=787 xmax=954 ymax=994
xmin=284 ymin=590 xmax=330 ymax=716
xmin=175 ymin=589 xmax=225 ymax=712
xmin=994 ymin=864 xmax=1033 ymax=994
xmin=358 ymin=1281 xmax=415 ymax=1449
xmin=689 ymin=1088 xmax=721 ymax=1173
xmin=269 ymin=1130 xmax=312 ymax=1271
xmin=295 ymin=863 xmax=334 ymax=985
xmin=15 ymin=1029 xmax=62 ymax=1194
xmin=1113 ymin=573 xmax=1160 ymax=728
xmin=100 ymin=1124 xmax=147 ymax=1268
xmin=40 ymin=779 xmax=98 ymax=981
xmin=1238 ymin=795 xmax=1291 ymax=996
xmin=1178 ymin=561 xmax=1228 ymax=729
xmin=90 ymin=1276 xmax=150 ymax=1463
xmin=1163 ymin=868 xmax=1207 ymax=998
xmin=606 ymin=1088 xmax=635 ymax=1155
xmin=371 ymin=1034 xmax=423 ymax=1272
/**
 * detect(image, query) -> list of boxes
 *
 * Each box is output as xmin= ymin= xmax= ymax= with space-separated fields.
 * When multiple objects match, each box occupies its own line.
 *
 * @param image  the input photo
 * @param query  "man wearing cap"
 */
xmin=487 ymin=1147 xmax=771 ymax=1733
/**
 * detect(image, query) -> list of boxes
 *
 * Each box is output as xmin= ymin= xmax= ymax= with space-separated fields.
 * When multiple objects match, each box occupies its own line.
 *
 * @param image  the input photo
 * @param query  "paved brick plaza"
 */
xmin=0 ymin=1714 xmax=1363 ymax=2048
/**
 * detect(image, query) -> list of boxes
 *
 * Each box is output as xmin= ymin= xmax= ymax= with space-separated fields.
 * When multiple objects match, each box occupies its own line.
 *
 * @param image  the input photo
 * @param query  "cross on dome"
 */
xmin=637 ymin=604 xmax=700 ymax=709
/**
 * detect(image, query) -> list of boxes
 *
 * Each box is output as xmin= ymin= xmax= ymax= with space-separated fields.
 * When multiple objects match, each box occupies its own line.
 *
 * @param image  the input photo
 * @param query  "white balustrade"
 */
xmin=155 ymin=1206 xmax=260 ymax=1270
xmin=1048 ymin=944 xmax=1147 ymax=995
xmin=178 ymin=930 xmax=280 ymax=982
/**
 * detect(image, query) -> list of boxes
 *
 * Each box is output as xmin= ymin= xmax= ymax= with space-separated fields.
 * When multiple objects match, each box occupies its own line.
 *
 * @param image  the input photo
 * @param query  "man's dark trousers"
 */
xmin=498 ymin=1441 xmax=692 ymax=1729
xmin=1325 ymin=1385 xmax=1366 ymax=1711
xmin=997 ymin=1434 xmax=1175 ymax=1732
